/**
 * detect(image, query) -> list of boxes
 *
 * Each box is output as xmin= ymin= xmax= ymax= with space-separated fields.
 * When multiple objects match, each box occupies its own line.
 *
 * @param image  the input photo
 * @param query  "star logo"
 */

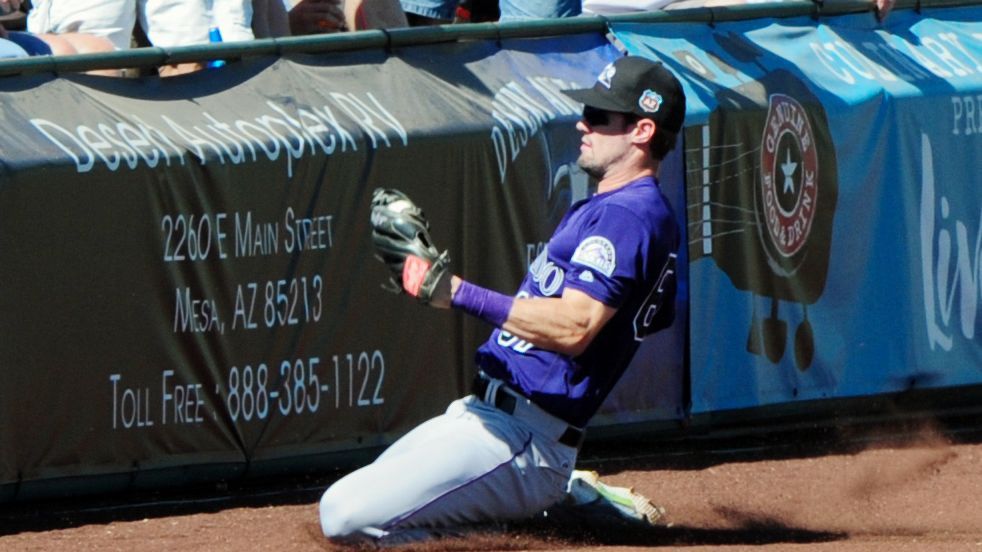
xmin=781 ymin=148 xmax=798 ymax=195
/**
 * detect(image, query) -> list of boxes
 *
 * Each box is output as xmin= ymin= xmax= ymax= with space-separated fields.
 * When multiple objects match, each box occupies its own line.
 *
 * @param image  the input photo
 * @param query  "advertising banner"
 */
xmin=0 ymin=34 xmax=686 ymax=497
xmin=611 ymin=6 xmax=982 ymax=413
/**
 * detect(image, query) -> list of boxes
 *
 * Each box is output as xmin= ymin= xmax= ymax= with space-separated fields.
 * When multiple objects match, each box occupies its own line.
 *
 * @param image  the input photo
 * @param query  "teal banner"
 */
xmin=612 ymin=6 xmax=982 ymax=413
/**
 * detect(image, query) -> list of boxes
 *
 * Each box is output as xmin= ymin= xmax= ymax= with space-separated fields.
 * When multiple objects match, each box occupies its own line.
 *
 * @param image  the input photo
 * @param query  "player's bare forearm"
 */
xmin=443 ymin=275 xmax=614 ymax=356
xmin=502 ymin=289 xmax=614 ymax=356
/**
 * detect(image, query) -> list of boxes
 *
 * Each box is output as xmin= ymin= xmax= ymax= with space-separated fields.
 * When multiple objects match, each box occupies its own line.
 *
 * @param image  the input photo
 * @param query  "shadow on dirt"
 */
xmin=512 ymin=514 xmax=847 ymax=549
xmin=358 ymin=513 xmax=848 ymax=551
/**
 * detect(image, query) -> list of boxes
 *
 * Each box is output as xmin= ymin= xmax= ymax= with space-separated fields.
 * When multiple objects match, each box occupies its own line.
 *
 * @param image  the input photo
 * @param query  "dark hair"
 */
xmin=649 ymin=128 xmax=678 ymax=161
xmin=624 ymin=114 xmax=678 ymax=161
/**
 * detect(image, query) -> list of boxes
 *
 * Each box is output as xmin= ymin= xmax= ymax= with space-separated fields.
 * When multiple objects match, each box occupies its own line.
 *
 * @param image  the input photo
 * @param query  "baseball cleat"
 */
xmin=567 ymin=470 xmax=668 ymax=526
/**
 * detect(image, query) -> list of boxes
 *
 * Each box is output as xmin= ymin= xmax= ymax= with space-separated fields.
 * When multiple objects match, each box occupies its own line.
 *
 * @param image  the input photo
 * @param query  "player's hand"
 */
xmin=425 ymin=274 xmax=454 ymax=309
xmin=289 ymin=0 xmax=347 ymax=35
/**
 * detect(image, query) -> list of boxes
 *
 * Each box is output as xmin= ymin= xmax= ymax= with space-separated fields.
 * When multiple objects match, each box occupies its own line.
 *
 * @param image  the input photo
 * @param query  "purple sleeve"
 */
xmin=563 ymin=205 xmax=650 ymax=308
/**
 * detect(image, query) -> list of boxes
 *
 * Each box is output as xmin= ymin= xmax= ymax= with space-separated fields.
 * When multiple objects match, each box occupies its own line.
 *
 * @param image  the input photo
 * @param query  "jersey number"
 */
xmin=633 ymin=253 xmax=678 ymax=341
xmin=497 ymin=331 xmax=535 ymax=354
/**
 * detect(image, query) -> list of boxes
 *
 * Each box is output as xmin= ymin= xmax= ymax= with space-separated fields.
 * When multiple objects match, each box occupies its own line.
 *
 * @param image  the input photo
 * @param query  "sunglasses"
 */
xmin=582 ymin=106 xmax=612 ymax=127
xmin=581 ymin=106 xmax=639 ymax=128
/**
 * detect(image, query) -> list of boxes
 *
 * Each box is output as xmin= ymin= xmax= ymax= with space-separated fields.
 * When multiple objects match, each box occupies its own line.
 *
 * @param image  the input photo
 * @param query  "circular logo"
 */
xmin=638 ymin=89 xmax=663 ymax=114
xmin=759 ymin=94 xmax=819 ymax=258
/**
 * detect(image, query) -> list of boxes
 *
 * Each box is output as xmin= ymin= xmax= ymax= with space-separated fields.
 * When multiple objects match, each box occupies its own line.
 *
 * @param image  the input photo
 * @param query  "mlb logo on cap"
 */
xmin=638 ymin=89 xmax=663 ymax=114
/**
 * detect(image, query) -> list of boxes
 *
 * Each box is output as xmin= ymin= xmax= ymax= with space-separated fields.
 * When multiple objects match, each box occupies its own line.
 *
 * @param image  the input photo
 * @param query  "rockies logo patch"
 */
xmin=571 ymin=236 xmax=616 ymax=277
xmin=598 ymin=63 xmax=616 ymax=89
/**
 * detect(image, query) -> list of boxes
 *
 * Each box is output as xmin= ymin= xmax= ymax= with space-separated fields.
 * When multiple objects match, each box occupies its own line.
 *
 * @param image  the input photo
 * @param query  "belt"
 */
xmin=472 ymin=374 xmax=584 ymax=449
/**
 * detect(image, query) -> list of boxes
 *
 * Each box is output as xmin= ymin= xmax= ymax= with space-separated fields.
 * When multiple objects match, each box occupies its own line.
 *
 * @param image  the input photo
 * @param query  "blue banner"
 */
xmin=612 ymin=6 xmax=982 ymax=413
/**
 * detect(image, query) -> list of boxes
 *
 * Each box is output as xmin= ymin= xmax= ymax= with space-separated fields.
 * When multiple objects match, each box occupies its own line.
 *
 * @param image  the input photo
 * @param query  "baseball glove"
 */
xmin=370 ymin=188 xmax=450 ymax=304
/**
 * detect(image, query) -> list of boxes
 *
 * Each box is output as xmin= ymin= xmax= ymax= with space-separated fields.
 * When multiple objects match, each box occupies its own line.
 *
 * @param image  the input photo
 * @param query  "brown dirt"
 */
xmin=2 ymin=424 xmax=981 ymax=551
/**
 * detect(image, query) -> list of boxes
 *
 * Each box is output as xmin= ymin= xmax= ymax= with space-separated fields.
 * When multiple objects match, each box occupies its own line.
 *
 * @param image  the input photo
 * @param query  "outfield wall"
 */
xmin=613 ymin=4 xmax=982 ymax=413
xmin=0 ymin=1 xmax=978 ymax=501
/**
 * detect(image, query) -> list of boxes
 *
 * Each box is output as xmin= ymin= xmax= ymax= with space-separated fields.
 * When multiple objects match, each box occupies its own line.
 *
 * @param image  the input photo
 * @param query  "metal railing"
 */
xmin=0 ymin=0 xmax=971 ymax=76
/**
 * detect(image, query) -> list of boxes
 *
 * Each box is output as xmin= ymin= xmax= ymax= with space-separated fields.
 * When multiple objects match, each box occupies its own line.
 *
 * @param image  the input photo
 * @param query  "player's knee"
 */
xmin=319 ymin=485 xmax=366 ymax=539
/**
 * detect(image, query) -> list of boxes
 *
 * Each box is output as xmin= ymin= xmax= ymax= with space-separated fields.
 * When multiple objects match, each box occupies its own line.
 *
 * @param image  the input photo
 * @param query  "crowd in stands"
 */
xmin=0 ymin=1 xmax=115 ymax=60
xmin=0 ymin=0 xmax=896 ymax=76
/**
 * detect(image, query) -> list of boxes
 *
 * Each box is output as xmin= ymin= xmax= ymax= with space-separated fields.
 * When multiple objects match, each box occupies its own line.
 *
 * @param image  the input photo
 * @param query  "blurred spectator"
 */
xmin=0 ymin=2 xmax=116 ymax=74
xmin=582 ymin=0 xmax=675 ymax=14
xmin=255 ymin=0 xmax=405 ymax=36
xmin=5 ymin=26 xmax=70 ymax=55
xmin=341 ymin=0 xmax=407 ymax=30
xmin=285 ymin=0 xmax=347 ymax=34
xmin=27 ymin=0 xmax=212 ymax=76
xmin=0 ymin=0 xmax=19 ymax=19
xmin=211 ymin=0 xmax=256 ymax=42
xmin=498 ymin=0 xmax=579 ymax=20
xmin=0 ymin=27 xmax=29 ymax=58
xmin=0 ymin=2 xmax=28 ymax=57
xmin=0 ymin=0 xmax=25 ymax=29
xmin=250 ymin=0 xmax=290 ymax=37
xmin=400 ymin=0 xmax=456 ymax=25
xmin=0 ymin=0 xmax=33 ymax=57
xmin=401 ymin=0 xmax=577 ymax=25
xmin=453 ymin=0 xmax=499 ymax=23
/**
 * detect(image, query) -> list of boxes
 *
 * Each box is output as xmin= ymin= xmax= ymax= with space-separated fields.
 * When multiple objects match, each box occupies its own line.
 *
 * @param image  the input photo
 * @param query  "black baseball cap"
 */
xmin=563 ymin=56 xmax=686 ymax=134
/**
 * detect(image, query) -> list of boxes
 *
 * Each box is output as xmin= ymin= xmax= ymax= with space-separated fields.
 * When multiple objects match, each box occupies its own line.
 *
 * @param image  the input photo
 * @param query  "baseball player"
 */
xmin=320 ymin=55 xmax=685 ymax=543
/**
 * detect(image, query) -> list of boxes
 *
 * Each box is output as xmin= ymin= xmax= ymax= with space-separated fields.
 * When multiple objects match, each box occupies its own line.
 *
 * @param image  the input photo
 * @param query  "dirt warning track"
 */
xmin=1 ymin=422 xmax=981 ymax=551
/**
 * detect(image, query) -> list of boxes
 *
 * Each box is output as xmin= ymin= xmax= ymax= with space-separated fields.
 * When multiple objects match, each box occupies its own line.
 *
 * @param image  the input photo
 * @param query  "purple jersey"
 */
xmin=475 ymin=175 xmax=679 ymax=427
